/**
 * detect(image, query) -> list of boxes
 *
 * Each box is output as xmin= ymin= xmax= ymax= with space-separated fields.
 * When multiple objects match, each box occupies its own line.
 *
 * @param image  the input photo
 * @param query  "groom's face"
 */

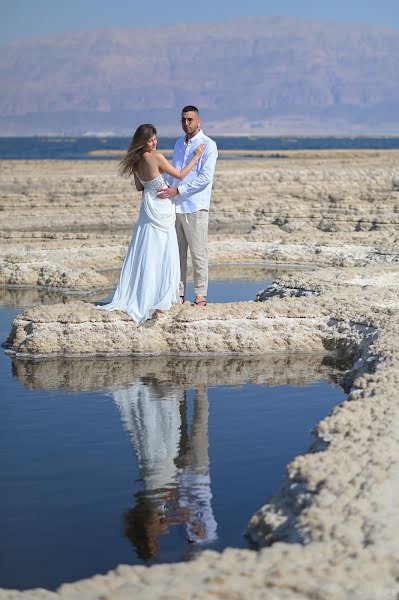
xmin=181 ymin=111 xmax=200 ymax=138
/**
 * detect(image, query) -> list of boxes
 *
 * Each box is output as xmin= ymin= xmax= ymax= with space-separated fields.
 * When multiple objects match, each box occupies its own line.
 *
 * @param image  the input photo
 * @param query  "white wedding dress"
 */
xmin=113 ymin=381 xmax=182 ymax=496
xmin=98 ymin=173 xmax=180 ymax=324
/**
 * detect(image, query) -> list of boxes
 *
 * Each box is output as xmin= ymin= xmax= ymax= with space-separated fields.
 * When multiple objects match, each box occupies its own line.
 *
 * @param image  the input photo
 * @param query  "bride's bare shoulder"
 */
xmin=153 ymin=151 xmax=169 ymax=165
xmin=141 ymin=151 xmax=156 ymax=163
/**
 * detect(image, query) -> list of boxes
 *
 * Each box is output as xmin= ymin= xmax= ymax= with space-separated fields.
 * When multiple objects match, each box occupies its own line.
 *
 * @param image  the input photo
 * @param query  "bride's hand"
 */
xmin=194 ymin=143 xmax=205 ymax=157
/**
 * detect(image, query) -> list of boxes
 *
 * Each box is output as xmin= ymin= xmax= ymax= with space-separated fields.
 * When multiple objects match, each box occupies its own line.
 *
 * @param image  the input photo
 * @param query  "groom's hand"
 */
xmin=156 ymin=187 xmax=179 ymax=199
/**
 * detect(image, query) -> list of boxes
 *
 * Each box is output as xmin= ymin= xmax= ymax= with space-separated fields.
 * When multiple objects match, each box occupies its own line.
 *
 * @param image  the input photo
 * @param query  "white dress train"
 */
xmin=98 ymin=174 xmax=180 ymax=324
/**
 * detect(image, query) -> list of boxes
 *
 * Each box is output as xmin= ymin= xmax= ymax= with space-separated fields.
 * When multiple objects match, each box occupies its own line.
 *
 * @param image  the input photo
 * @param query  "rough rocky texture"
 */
xmin=2 ymin=152 xmax=399 ymax=598
xmin=4 ymin=295 xmax=340 ymax=356
xmin=1 ymin=152 xmax=399 ymax=294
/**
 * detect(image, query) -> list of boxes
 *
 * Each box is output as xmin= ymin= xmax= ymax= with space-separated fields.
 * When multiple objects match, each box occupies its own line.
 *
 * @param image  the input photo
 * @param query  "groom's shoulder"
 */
xmin=202 ymin=133 xmax=218 ymax=151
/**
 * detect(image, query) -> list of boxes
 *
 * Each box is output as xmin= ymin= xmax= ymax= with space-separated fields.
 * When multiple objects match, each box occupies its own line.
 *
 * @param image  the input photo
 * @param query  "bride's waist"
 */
xmin=142 ymin=196 xmax=174 ymax=213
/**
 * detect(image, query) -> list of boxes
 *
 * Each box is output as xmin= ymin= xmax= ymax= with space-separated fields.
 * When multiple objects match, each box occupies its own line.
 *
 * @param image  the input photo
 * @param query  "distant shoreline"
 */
xmin=86 ymin=148 xmax=397 ymax=159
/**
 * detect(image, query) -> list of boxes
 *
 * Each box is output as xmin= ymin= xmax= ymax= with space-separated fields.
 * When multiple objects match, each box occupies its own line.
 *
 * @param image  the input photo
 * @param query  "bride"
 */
xmin=97 ymin=124 xmax=204 ymax=325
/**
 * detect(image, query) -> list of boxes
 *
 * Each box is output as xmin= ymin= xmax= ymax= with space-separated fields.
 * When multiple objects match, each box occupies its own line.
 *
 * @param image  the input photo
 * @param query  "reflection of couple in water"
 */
xmin=113 ymin=380 xmax=217 ymax=560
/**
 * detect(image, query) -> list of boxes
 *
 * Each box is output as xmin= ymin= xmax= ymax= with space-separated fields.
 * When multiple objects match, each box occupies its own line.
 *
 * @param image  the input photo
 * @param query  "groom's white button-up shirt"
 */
xmin=170 ymin=130 xmax=218 ymax=214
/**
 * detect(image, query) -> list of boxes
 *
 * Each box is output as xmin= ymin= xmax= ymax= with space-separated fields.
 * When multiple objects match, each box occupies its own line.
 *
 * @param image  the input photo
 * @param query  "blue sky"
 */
xmin=1 ymin=0 xmax=398 ymax=44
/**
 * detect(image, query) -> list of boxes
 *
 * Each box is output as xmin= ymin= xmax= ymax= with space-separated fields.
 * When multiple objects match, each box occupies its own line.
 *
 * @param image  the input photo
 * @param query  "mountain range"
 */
xmin=1 ymin=16 xmax=399 ymax=135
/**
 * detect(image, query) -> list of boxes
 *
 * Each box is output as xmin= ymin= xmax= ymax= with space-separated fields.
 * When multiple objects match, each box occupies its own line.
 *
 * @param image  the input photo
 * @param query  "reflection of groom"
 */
xmin=157 ymin=106 xmax=218 ymax=307
xmin=176 ymin=386 xmax=217 ymax=545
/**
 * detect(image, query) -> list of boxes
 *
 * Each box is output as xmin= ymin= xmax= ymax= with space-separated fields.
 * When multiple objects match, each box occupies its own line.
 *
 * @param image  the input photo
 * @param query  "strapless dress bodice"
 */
xmin=137 ymin=173 xmax=168 ymax=192
xmin=135 ymin=172 xmax=175 ymax=232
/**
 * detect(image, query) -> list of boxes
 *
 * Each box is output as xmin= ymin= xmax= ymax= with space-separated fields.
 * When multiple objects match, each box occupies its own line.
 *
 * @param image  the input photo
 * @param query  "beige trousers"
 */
xmin=175 ymin=210 xmax=209 ymax=297
xmin=176 ymin=387 xmax=209 ymax=471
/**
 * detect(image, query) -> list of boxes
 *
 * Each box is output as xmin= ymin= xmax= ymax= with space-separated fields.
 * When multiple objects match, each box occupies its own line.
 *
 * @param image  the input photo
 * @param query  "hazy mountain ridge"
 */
xmin=1 ymin=16 xmax=399 ymax=135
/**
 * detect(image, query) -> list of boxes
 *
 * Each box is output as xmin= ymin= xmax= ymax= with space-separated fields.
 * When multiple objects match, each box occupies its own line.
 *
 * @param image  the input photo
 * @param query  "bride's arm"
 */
xmin=133 ymin=172 xmax=144 ymax=191
xmin=155 ymin=144 xmax=205 ymax=181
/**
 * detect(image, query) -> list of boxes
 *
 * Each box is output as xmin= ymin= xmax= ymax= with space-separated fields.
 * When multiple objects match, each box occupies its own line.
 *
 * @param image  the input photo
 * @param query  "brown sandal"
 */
xmin=193 ymin=299 xmax=207 ymax=307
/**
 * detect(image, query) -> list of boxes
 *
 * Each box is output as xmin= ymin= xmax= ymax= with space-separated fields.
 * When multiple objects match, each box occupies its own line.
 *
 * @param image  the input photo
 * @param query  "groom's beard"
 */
xmin=184 ymin=127 xmax=200 ymax=141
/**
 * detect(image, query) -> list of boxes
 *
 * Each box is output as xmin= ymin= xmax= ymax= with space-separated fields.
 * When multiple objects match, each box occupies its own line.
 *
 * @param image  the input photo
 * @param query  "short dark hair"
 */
xmin=182 ymin=105 xmax=199 ymax=115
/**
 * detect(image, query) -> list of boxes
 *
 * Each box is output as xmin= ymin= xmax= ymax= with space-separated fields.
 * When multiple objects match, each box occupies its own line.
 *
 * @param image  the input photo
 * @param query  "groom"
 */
xmin=157 ymin=106 xmax=218 ymax=307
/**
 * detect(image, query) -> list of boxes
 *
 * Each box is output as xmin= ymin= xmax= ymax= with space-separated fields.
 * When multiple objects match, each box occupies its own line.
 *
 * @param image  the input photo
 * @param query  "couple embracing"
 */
xmin=99 ymin=105 xmax=218 ymax=325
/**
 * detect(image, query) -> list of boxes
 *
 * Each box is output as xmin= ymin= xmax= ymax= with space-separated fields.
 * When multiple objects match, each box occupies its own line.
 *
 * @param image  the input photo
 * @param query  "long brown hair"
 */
xmin=119 ymin=124 xmax=157 ymax=177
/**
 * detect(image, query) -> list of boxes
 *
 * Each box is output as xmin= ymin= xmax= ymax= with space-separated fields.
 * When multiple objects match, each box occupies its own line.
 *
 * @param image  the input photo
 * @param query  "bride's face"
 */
xmin=145 ymin=135 xmax=157 ymax=152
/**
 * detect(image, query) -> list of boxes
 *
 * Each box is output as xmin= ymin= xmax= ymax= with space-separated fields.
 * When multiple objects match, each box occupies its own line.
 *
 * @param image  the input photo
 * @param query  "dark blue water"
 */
xmin=0 ymin=136 xmax=398 ymax=160
xmin=100 ymin=276 xmax=267 ymax=305
xmin=0 ymin=282 xmax=347 ymax=591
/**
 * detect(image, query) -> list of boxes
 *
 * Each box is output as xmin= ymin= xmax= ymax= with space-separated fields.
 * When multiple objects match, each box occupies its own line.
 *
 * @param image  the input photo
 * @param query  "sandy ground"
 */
xmin=1 ymin=151 xmax=399 ymax=598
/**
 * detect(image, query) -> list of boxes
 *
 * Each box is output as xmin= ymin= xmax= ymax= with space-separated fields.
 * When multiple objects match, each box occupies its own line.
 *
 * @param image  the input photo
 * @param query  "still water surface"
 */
xmin=0 ymin=276 xmax=346 ymax=590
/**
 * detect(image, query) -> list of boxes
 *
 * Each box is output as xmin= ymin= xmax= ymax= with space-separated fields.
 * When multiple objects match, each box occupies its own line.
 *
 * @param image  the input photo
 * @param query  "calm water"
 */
xmin=0 ymin=136 xmax=398 ymax=160
xmin=99 ymin=270 xmax=271 ymax=305
xmin=0 ymin=279 xmax=347 ymax=591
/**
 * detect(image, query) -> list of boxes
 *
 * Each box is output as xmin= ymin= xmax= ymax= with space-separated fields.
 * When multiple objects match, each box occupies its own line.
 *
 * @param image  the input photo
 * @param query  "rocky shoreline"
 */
xmin=1 ymin=151 xmax=399 ymax=598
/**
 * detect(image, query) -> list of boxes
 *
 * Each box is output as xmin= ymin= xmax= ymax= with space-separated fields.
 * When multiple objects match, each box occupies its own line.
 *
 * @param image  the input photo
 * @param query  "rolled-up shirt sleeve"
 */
xmin=177 ymin=144 xmax=218 ymax=198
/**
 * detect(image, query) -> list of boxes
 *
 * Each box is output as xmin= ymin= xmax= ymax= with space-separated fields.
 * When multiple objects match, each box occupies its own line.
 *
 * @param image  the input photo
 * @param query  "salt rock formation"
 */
xmin=5 ymin=266 xmax=396 ymax=359
xmin=0 ymin=258 xmax=110 ymax=290
xmin=1 ymin=151 xmax=399 ymax=292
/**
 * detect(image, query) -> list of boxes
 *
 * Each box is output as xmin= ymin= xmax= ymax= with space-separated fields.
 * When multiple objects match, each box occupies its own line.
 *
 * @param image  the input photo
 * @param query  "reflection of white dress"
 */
xmin=98 ymin=174 xmax=180 ymax=324
xmin=113 ymin=381 xmax=182 ymax=494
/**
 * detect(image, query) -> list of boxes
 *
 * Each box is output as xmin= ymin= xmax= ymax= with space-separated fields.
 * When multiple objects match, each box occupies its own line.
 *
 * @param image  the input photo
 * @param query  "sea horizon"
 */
xmin=1 ymin=135 xmax=399 ymax=160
